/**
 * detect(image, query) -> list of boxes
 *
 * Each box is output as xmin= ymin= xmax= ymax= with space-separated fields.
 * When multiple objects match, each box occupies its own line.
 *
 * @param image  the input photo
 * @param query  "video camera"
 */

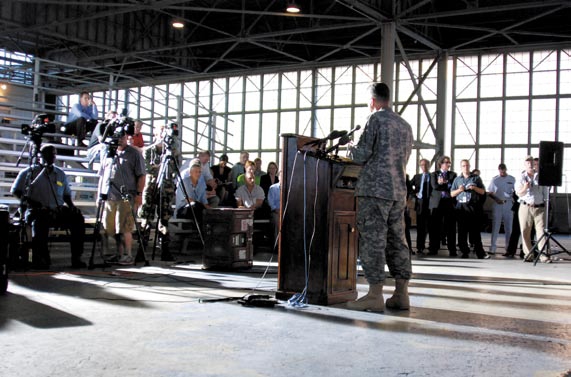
xmin=162 ymin=122 xmax=179 ymax=148
xmin=21 ymin=114 xmax=56 ymax=139
xmin=101 ymin=116 xmax=136 ymax=157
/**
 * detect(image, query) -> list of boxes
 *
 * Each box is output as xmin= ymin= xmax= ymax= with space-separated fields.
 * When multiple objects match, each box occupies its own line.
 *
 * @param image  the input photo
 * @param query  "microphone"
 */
xmin=303 ymin=130 xmax=347 ymax=146
xmin=326 ymin=130 xmax=348 ymax=140
xmin=346 ymin=124 xmax=361 ymax=137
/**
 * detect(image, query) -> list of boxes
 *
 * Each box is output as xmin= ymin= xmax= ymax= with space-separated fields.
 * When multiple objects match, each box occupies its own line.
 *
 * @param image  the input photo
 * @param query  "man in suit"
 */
xmin=428 ymin=155 xmax=458 ymax=257
xmin=411 ymin=158 xmax=432 ymax=255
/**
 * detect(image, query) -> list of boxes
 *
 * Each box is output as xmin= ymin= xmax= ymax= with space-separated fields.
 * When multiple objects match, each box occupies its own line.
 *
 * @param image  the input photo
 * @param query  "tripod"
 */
xmin=140 ymin=142 xmax=204 ymax=260
xmin=89 ymin=150 xmax=149 ymax=269
xmin=531 ymin=187 xmax=570 ymax=265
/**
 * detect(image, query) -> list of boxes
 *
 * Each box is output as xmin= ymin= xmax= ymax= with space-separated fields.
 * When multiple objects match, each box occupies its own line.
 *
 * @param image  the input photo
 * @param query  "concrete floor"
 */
xmin=1 ymin=232 xmax=571 ymax=377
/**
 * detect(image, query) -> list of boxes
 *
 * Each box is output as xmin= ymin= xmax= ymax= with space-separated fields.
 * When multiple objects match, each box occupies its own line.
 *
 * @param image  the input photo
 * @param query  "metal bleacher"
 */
xmin=0 ymin=122 xmax=99 ymax=219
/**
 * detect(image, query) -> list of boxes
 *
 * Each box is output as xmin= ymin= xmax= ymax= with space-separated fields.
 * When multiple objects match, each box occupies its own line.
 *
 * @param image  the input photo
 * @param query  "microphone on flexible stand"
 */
xmin=325 ymin=125 xmax=361 ymax=156
xmin=303 ymin=130 xmax=348 ymax=146
xmin=345 ymin=124 xmax=361 ymax=138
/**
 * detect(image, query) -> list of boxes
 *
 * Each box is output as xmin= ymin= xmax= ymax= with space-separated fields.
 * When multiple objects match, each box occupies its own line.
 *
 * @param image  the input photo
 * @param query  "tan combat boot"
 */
xmin=385 ymin=279 xmax=410 ymax=310
xmin=345 ymin=283 xmax=384 ymax=312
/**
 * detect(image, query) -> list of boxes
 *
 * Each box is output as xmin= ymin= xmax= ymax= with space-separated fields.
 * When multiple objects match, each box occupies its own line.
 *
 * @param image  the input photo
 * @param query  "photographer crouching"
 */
xmin=11 ymin=145 xmax=86 ymax=269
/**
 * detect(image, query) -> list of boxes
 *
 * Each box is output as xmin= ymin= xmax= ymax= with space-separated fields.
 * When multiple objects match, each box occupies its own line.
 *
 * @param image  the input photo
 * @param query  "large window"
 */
xmin=452 ymin=49 xmax=570 ymax=192
xmin=53 ymin=48 xmax=569 ymax=192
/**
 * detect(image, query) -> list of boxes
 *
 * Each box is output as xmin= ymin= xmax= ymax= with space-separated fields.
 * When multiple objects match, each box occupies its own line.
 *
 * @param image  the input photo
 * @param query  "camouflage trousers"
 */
xmin=356 ymin=196 xmax=412 ymax=284
xmin=138 ymin=174 xmax=174 ymax=238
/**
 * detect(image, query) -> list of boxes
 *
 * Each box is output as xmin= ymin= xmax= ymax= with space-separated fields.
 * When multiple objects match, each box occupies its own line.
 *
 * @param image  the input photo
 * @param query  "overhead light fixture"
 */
xmin=172 ymin=19 xmax=185 ymax=29
xmin=0 ymin=84 xmax=6 ymax=90
xmin=286 ymin=1 xmax=300 ymax=13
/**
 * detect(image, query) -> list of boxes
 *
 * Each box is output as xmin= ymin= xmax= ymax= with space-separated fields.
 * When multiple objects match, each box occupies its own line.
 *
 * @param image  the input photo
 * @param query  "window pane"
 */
xmin=245 ymin=75 xmax=260 ymax=111
xmin=281 ymin=72 xmax=298 ymax=109
xmin=316 ymin=67 xmax=332 ymax=107
xmin=261 ymin=112 xmax=278 ymax=149
xmin=505 ymin=100 xmax=529 ymax=144
xmin=227 ymin=114 xmax=242 ymax=151
xmin=244 ymin=113 xmax=259 ymax=149
xmin=299 ymin=70 xmax=313 ymax=108
xmin=506 ymin=72 xmax=529 ymax=97
xmin=228 ymin=77 xmax=243 ymax=113
xmin=476 ymin=148 xmax=502 ymax=183
xmin=559 ymin=98 xmax=571 ymax=142
xmin=454 ymin=102 xmax=477 ymax=144
xmin=315 ymin=108 xmax=331 ymax=138
xmin=332 ymin=108 xmax=352 ymax=131
xmin=531 ymin=98 xmax=556 ymax=143
xmin=479 ymin=101 xmax=502 ymax=145
xmin=280 ymin=111 xmax=298 ymax=136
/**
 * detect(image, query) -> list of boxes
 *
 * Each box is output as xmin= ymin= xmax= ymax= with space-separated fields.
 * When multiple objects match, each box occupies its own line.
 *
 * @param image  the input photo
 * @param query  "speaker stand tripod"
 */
xmin=531 ymin=187 xmax=570 ymax=265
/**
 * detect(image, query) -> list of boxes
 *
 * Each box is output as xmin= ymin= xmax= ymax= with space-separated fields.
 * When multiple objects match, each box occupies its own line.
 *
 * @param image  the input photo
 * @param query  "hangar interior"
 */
xmin=0 ymin=1 xmax=570 ymax=376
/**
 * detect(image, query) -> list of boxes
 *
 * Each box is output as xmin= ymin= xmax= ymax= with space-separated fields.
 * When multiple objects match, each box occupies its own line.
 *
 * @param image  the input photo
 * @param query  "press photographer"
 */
xmin=11 ymin=144 xmax=86 ymax=269
xmin=97 ymin=121 xmax=145 ymax=266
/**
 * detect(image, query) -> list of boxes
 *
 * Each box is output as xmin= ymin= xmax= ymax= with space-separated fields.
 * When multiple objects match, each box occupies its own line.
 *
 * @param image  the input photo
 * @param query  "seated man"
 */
xmin=176 ymin=159 xmax=210 ymax=226
xmin=267 ymin=181 xmax=281 ymax=247
xmin=62 ymin=91 xmax=99 ymax=145
xmin=11 ymin=144 xmax=86 ymax=269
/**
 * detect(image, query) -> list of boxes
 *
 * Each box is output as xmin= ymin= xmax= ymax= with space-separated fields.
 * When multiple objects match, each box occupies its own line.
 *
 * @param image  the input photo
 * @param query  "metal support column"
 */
xmin=435 ymin=52 xmax=448 ymax=157
xmin=33 ymin=59 xmax=43 ymax=112
xmin=381 ymin=22 xmax=396 ymax=102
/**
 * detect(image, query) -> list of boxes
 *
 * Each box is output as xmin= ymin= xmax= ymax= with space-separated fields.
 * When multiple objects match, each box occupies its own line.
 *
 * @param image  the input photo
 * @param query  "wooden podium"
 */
xmin=276 ymin=134 xmax=361 ymax=305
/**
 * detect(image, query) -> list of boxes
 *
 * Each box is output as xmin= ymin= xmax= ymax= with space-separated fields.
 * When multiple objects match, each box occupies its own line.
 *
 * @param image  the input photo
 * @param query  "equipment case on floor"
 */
xmin=203 ymin=208 xmax=254 ymax=269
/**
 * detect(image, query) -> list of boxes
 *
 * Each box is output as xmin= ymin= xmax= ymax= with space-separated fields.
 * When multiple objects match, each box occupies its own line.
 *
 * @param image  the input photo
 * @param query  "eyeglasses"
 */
xmin=443 ymin=161 xmax=451 ymax=164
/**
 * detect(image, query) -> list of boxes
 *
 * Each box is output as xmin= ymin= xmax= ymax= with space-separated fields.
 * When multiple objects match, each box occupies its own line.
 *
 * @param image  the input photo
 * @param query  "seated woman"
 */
xmin=234 ymin=160 xmax=266 ymax=218
xmin=260 ymin=161 xmax=279 ymax=198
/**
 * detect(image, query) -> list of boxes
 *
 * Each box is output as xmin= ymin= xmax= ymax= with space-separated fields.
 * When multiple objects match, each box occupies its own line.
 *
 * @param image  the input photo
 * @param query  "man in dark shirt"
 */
xmin=11 ymin=145 xmax=86 ymax=269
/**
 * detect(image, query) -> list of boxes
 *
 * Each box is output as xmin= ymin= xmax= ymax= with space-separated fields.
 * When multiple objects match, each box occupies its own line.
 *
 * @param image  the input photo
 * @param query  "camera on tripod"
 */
xmin=21 ymin=114 xmax=56 ymax=138
xmin=162 ymin=123 xmax=179 ymax=148
xmin=101 ymin=116 xmax=136 ymax=157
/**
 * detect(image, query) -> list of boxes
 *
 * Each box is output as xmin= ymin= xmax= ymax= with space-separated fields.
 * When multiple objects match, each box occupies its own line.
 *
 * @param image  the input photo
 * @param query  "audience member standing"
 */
xmin=487 ymin=163 xmax=516 ymax=254
xmin=230 ymin=151 xmax=249 ymax=189
xmin=254 ymin=157 xmax=266 ymax=177
xmin=428 ymin=156 xmax=457 ymax=257
xmin=411 ymin=158 xmax=432 ymax=254
xmin=516 ymin=155 xmax=551 ymax=263
xmin=451 ymin=159 xmax=489 ymax=259
xmin=128 ymin=120 xmax=145 ymax=152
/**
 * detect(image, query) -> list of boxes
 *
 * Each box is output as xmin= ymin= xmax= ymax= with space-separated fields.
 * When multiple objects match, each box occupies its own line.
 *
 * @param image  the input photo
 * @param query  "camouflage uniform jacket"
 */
xmin=351 ymin=107 xmax=413 ymax=201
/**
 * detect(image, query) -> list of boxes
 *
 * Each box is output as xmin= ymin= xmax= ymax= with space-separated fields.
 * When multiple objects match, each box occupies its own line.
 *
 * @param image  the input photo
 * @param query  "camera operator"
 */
xmin=62 ymin=91 xmax=98 ymax=146
xmin=11 ymin=144 xmax=86 ymax=269
xmin=98 ymin=127 xmax=146 ymax=266
xmin=138 ymin=124 xmax=179 ymax=261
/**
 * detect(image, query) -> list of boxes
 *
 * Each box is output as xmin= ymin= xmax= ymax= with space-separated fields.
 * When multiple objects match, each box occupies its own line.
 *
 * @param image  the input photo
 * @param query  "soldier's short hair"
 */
xmin=370 ymin=83 xmax=390 ymax=102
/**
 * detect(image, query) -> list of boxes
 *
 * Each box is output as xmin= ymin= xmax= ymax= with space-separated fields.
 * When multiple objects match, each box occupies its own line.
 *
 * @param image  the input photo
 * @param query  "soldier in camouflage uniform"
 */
xmin=348 ymin=83 xmax=414 ymax=312
xmin=138 ymin=125 xmax=180 ymax=261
